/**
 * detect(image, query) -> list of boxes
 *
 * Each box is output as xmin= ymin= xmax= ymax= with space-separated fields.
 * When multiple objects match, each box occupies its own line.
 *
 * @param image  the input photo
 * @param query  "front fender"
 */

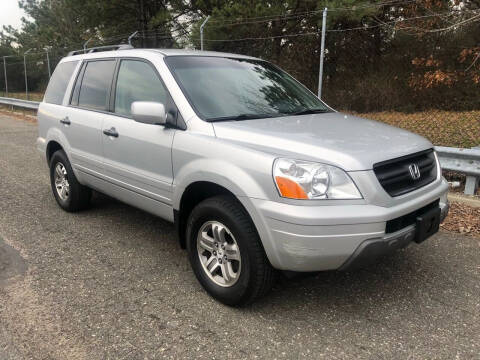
xmin=171 ymin=130 xmax=280 ymax=209
xmin=172 ymin=157 xmax=270 ymax=209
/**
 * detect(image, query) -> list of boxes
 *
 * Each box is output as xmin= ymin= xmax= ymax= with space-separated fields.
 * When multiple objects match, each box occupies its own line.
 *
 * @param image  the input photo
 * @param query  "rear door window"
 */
xmin=78 ymin=60 xmax=116 ymax=111
xmin=44 ymin=61 xmax=78 ymax=105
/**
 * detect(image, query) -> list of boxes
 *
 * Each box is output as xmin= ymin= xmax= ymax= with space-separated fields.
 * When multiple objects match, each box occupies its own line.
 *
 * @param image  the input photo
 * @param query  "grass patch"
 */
xmin=357 ymin=111 xmax=480 ymax=148
xmin=0 ymin=92 xmax=44 ymax=102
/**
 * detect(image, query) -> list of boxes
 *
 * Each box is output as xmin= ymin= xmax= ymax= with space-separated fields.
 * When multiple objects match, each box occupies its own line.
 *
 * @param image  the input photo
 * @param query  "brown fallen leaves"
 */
xmin=357 ymin=111 xmax=480 ymax=148
xmin=440 ymin=201 xmax=480 ymax=237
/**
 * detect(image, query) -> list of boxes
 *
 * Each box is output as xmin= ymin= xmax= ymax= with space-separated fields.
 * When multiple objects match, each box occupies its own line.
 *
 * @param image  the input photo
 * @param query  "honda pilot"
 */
xmin=37 ymin=46 xmax=449 ymax=305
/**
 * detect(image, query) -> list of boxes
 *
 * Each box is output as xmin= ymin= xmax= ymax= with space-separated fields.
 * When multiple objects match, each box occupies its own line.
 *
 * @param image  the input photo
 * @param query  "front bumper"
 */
xmin=247 ymin=178 xmax=449 ymax=272
xmin=339 ymin=201 xmax=448 ymax=271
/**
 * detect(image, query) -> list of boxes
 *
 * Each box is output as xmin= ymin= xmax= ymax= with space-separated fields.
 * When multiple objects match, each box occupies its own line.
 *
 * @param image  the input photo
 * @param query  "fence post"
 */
xmin=128 ymin=31 xmax=139 ymax=46
xmin=2 ymin=56 xmax=7 ymax=97
xmin=318 ymin=7 xmax=327 ymax=98
xmin=45 ymin=48 xmax=51 ymax=78
xmin=83 ymin=37 xmax=93 ymax=53
xmin=200 ymin=15 xmax=210 ymax=51
xmin=24 ymin=49 xmax=32 ymax=100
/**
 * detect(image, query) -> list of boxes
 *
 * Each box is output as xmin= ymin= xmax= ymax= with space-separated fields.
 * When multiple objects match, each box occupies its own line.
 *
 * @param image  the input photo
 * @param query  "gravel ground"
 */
xmin=0 ymin=114 xmax=479 ymax=359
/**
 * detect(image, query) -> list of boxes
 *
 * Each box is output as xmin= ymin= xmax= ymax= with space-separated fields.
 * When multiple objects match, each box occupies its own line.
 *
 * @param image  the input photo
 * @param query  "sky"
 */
xmin=0 ymin=0 xmax=25 ymax=30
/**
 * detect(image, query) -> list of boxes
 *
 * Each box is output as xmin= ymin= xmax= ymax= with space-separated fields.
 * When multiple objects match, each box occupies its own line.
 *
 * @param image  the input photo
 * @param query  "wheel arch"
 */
xmin=46 ymin=140 xmax=64 ymax=164
xmin=175 ymin=181 xmax=240 ymax=249
xmin=45 ymin=127 xmax=71 ymax=164
xmin=174 ymin=179 xmax=281 ymax=287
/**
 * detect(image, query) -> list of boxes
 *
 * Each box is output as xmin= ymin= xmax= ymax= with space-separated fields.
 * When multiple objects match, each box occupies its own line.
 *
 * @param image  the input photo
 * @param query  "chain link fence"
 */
xmin=1 ymin=25 xmax=479 ymax=149
xmin=321 ymin=28 xmax=480 ymax=149
xmin=0 ymin=50 xmax=66 ymax=101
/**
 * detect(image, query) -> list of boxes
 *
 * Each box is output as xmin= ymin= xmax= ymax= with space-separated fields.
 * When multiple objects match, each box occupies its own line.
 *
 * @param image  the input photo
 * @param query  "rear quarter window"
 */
xmin=44 ymin=61 xmax=79 ymax=105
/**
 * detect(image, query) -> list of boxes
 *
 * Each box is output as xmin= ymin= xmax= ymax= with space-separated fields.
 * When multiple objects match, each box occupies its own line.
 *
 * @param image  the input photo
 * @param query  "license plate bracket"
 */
xmin=415 ymin=206 xmax=441 ymax=243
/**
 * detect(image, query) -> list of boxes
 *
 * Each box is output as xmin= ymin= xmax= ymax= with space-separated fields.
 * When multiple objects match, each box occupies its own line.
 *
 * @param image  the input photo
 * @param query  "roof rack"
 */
xmin=67 ymin=44 xmax=133 ymax=57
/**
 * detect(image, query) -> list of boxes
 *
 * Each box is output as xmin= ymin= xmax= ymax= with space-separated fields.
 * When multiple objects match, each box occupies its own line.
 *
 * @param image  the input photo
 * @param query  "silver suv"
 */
xmin=37 ymin=47 xmax=449 ymax=305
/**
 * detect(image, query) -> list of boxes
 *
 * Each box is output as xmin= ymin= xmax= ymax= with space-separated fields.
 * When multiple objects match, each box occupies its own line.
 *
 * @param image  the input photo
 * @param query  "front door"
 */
xmin=101 ymin=59 xmax=176 ymax=206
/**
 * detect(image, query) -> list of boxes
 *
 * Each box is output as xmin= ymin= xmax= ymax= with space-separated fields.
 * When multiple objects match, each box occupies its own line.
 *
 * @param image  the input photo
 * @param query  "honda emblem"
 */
xmin=409 ymin=163 xmax=421 ymax=180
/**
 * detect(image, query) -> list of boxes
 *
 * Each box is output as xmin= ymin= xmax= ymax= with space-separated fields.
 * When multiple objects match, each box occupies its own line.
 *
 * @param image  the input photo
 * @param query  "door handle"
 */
xmin=60 ymin=117 xmax=71 ymax=125
xmin=103 ymin=127 xmax=119 ymax=138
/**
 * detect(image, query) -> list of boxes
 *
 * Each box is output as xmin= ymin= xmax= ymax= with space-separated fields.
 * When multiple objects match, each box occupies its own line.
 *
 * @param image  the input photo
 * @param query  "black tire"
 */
xmin=186 ymin=195 xmax=276 ymax=306
xmin=49 ymin=150 xmax=91 ymax=212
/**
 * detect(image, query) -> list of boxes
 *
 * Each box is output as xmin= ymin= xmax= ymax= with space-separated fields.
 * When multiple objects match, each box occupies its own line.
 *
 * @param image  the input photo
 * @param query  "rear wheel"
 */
xmin=49 ymin=150 xmax=91 ymax=212
xmin=186 ymin=195 xmax=275 ymax=306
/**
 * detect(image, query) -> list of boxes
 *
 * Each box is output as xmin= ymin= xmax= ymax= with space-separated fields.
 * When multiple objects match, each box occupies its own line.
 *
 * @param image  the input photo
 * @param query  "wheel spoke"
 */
xmin=55 ymin=164 xmax=64 ymax=178
xmin=221 ymin=262 xmax=236 ymax=283
xmin=205 ymin=254 xmax=216 ymax=268
xmin=212 ymin=223 xmax=227 ymax=243
xmin=225 ymin=243 xmax=240 ymax=261
xmin=220 ymin=263 xmax=230 ymax=283
xmin=199 ymin=231 xmax=215 ymax=252
xmin=206 ymin=257 xmax=219 ymax=274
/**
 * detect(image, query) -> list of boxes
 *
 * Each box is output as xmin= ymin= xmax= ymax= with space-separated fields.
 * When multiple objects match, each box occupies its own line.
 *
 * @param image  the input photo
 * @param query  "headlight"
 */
xmin=273 ymin=158 xmax=362 ymax=200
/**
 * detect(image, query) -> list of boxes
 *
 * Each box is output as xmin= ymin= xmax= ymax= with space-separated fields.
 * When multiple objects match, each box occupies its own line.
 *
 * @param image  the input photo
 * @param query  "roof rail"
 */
xmin=67 ymin=44 xmax=134 ymax=57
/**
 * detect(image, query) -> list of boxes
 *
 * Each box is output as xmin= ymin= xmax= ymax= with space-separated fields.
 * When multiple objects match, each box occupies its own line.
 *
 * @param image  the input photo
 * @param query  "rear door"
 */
xmin=101 ymin=58 xmax=176 ymax=205
xmin=66 ymin=59 xmax=116 ymax=176
xmin=38 ymin=60 xmax=79 ymax=154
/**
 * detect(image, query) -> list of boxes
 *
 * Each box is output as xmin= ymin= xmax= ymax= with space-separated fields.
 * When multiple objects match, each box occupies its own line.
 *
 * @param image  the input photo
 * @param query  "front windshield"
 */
xmin=165 ymin=56 xmax=329 ymax=121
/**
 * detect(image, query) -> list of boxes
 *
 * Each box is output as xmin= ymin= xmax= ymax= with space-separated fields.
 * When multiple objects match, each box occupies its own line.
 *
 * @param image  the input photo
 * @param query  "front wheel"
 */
xmin=186 ymin=195 xmax=276 ymax=306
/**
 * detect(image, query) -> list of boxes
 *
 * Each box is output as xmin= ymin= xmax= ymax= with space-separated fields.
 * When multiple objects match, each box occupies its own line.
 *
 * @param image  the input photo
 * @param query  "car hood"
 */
xmin=212 ymin=112 xmax=433 ymax=171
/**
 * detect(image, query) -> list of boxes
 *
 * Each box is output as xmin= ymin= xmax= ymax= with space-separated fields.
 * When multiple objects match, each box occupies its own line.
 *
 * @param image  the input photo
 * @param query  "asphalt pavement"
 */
xmin=0 ymin=113 xmax=479 ymax=359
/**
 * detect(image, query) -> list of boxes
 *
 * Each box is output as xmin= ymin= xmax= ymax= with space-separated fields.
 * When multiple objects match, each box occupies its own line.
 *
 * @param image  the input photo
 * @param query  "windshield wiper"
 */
xmin=290 ymin=108 xmax=330 ymax=116
xmin=207 ymin=113 xmax=280 ymax=122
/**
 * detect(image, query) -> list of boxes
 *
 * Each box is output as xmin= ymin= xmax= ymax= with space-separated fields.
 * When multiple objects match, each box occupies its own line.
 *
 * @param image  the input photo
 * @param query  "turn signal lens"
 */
xmin=275 ymin=176 xmax=308 ymax=199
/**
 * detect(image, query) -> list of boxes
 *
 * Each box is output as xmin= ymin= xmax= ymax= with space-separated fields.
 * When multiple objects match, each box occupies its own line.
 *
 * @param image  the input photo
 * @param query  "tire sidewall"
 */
xmin=187 ymin=200 xmax=256 ymax=305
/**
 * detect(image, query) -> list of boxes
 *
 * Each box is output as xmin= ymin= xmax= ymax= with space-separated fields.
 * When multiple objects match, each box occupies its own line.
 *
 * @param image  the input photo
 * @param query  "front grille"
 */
xmin=373 ymin=149 xmax=437 ymax=197
xmin=386 ymin=200 xmax=439 ymax=233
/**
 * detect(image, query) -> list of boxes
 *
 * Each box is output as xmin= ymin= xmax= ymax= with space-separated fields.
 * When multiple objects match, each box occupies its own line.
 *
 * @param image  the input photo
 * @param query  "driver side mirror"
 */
xmin=131 ymin=101 xmax=167 ymax=125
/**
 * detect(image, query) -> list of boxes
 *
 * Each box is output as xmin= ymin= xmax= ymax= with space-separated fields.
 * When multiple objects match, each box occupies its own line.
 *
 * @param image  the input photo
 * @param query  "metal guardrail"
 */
xmin=435 ymin=146 xmax=480 ymax=195
xmin=0 ymin=96 xmax=39 ymax=110
xmin=0 ymin=96 xmax=478 ymax=194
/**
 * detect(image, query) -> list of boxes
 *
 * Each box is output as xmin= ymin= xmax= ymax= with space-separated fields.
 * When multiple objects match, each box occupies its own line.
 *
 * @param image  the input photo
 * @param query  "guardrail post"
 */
xmin=465 ymin=176 xmax=479 ymax=196
xmin=435 ymin=146 xmax=480 ymax=196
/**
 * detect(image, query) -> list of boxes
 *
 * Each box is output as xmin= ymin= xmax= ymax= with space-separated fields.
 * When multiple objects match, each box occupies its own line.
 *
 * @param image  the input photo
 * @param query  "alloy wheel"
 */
xmin=54 ymin=163 xmax=70 ymax=201
xmin=196 ymin=221 xmax=242 ymax=287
